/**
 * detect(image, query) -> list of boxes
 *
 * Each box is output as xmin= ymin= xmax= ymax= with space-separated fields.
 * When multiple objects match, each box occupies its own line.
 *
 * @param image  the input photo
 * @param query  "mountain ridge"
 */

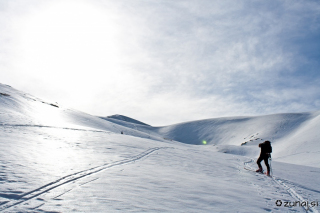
xmin=1 ymin=83 xmax=319 ymax=167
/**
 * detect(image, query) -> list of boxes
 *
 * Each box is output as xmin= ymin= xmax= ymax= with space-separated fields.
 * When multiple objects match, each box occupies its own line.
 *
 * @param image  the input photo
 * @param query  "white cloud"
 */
xmin=0 ymin=0 xmax=320 ymax=125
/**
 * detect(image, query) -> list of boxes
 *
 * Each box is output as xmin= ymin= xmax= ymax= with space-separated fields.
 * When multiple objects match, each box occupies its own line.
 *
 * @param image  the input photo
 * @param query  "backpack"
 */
xmin=265 ymin=143 xmax=272 ymax=153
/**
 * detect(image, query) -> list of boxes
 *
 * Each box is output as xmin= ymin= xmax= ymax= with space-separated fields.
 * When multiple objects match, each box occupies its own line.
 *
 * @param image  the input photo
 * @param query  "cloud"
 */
xmin=0 ymin=0 xmax=320 ymax=125
xmin=126 ymin=1 xmax=320 ymax=115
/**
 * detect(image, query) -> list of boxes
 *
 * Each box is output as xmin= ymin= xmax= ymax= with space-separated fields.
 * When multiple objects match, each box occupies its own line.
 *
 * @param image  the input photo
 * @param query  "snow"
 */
xmin=101 ymin=114 xmax=151 ymax=126
xmin=0 ymin=83 xmax=319 ymax=212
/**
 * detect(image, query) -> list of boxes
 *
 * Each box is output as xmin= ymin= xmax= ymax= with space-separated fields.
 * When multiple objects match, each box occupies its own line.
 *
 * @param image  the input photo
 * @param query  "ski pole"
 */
xmin=269 ymin=155 xmax=273 ymax=176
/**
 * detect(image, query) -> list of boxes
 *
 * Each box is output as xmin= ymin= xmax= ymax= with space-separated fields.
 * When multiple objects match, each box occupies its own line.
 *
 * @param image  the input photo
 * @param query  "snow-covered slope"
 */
xmin=0 ymin=83 xmax=162 ymax=141
xmin=101 ymin=110 xmax=320 ymax=168
xmin=154 ymin=112 xmax=320 ymax=167
xmin=2 ymin=124 xmax=319 ymax=212
xmin=155 ymin=113 xmax=313 ymax=145
xmin=1 ymin=83 xmax=319 ymax=212
xmin=101 ymin=114 xmax=151 ymax=126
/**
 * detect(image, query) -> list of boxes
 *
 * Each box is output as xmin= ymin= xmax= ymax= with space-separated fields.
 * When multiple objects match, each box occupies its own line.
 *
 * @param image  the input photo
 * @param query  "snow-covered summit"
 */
xmin=0 ymin=84 xmax=320 ymax=167
xmin=1 ymin=83 xmax=319 ymax=167
xmin=100 ymin=114 xmax=151 ymax=126
xmin=155 ymin=112 xmax=320 ymax=167
xmin=103 ymin=108 xmax=320 ymax=167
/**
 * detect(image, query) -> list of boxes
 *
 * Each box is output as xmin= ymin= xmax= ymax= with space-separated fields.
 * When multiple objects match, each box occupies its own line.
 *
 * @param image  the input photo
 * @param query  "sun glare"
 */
xmin=18 ymin=0 xmax=121 ymax=91
xmin=34 ymin=102 xmax=67 ymax=126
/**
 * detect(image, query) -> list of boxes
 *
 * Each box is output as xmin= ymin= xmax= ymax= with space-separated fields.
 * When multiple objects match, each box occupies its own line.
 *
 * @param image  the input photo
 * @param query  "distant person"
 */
xmin=256 ymin=140 xmax=272 ymax=176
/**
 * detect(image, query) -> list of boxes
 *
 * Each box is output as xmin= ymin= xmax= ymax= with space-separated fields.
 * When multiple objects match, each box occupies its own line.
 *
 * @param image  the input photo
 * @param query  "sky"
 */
xmin=0 ymin=0 xmax=320 ymax=126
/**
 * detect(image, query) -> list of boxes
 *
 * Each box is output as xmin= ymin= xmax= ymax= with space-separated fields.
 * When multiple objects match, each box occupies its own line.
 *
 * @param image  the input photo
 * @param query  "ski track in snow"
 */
xmin=244 ymin=159 xmax=319 ymax=213
xmin=0 ymin=147 xmax=172 ymax=212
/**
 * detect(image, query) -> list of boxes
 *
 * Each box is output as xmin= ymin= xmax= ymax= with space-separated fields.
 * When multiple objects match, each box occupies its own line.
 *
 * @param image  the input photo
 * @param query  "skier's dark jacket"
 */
xmin=259 ymin=141 xmax=272 ymax=156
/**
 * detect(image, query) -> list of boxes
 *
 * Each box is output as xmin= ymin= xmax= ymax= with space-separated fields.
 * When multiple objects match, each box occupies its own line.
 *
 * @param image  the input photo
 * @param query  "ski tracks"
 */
xmin=244 ymin=159 xmax=319 ymax=213
xmin=272 ymin=177 xmax=319 ymax=213
xmin=0 ymin=146 xmax=172 ymax=212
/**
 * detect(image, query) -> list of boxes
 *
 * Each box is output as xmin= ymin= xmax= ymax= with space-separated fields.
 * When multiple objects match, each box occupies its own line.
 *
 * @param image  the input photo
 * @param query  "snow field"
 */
xmin=1 ymin=126 xmax=318 ymax=212
xmin=1 ymin=83 xmax=320 ymax=212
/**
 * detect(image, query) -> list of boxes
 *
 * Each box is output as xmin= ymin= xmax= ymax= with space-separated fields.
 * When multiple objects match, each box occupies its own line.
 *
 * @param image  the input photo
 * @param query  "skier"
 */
xmin=256 ymin=140 xmax=272 ymax=176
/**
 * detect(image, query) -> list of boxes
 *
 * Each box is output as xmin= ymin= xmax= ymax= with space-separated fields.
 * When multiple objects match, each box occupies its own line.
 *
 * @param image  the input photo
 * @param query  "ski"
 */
xmin=244 ymin=167 xmax=271 ymax=177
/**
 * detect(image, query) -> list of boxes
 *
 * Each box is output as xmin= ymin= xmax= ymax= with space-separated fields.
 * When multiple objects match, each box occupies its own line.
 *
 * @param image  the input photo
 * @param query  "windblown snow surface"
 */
xmin=0 ymin=83 xmax=319 ymax=212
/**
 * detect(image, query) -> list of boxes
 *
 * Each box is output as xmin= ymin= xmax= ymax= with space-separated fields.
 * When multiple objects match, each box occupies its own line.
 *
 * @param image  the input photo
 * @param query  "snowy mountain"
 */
xmin=101 ymin=110 xmax=320 ymax=168
xmin=0 ymin=83 xmax=162 ymax=141
xmin=0 ymin=83 xmax=319 ymax=212
xmin=155 ymin=111 xmax=320 ymax=167
xmin=100 ymin=114 xmax=151 ymax=126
